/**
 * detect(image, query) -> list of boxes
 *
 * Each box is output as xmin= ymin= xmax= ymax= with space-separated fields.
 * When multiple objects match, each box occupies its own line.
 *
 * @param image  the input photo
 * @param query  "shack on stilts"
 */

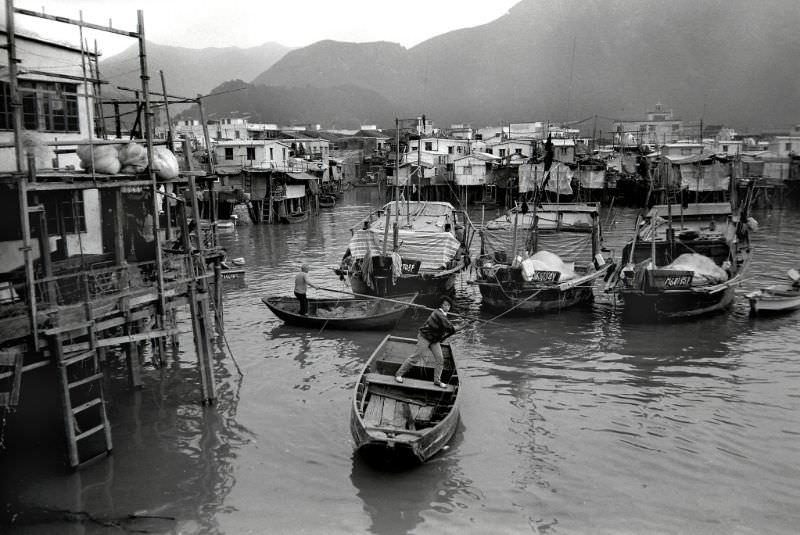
xmin=0 ymin=3 xmax=227 ymax=470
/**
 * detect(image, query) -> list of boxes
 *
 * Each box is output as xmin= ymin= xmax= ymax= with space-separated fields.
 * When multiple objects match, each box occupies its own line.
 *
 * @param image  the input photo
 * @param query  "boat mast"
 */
xmin=394 ymin=118 xmax=400 ymax=250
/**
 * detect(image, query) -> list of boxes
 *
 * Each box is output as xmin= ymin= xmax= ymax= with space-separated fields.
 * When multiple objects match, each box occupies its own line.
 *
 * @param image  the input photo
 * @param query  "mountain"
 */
xmin=250 ymin=0 xmax=800 ymax=130
xmin=100 ymin=41 xmax=292 ymax=99
xmin=177 ymin=80 xmax=408 ymax=129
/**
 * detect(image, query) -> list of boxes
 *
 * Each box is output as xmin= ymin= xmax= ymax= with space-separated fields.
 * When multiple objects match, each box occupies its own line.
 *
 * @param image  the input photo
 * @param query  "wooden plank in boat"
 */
xmin=365 ymin=373 xmax=455 ymax=393
xmin=364 ymin=395 xmax=384 ymax=426
xmin=415 ymin=406 xmax=434 ymax=422
xmin=380 ymin=398 xmax=396 ymax=427
xmin=392 ymin=401 xmax=411 ymax=429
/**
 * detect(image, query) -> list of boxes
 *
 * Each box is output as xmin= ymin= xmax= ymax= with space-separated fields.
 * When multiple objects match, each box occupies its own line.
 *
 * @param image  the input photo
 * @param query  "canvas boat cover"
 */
xmin=518 ymin=162 xmax=574 ymax=194
xmin=346 ymin=229 xmax=461 ymax=269
xmin=346 ymin=201 xmax=462 ymax=269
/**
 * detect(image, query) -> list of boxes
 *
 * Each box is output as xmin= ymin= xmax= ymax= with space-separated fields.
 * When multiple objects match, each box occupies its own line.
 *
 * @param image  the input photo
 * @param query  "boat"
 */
xmin=279 ymin=210 xmax=308 ymax=224
xmin=608 ymin=153 xmax=755 ymax=321
xmin=747 ymin=285 xmax=800 ymax=316
xmin=334 ymin=201 xmax=474 ymax=304
xmin=351 ymin=173 xmax=380 ymax=187
xmin=472 ymin=202 xmax=612 ymax=313
xmin=220 ymin=268 xmax=246 ymax=288
xmin=350 ymin=334 xmax=460 ymax=465
xmin=319 ymin=194 xmax=336 ymax=208
xmin=747 ymin=269 xmax=800 ymax=316
xmin=261 ymin=293 xmax=417 ymax=330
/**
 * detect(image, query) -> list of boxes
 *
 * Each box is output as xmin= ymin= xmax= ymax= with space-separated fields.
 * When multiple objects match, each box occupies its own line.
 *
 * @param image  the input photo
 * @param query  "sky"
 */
xmin=6 ymin=0 xmax=520 ymax=58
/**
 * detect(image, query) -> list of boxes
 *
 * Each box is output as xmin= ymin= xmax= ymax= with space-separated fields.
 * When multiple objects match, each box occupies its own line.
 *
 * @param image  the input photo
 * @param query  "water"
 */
xmin=2 ymin=189 xmax=799 ymax=534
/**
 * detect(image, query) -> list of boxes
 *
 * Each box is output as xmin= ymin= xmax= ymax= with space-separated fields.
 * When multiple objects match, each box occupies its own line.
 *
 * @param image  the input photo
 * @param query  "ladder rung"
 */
xmin=77 ymin=450 xmax=111 ymax=470
xmin=68 ymin=372 xmax=103 ymax=389
xmin=61 ymin=350 xmax=96 ymax=367
xmin=75 ymin=423 xmax=106 ymax=441
xmin=72 ymin=397 xmax=102 ymax=414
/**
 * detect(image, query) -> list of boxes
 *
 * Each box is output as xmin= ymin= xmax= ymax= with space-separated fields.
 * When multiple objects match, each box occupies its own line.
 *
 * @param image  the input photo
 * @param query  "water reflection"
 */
xmin=350 ymin=423 xmax=468 ymax=535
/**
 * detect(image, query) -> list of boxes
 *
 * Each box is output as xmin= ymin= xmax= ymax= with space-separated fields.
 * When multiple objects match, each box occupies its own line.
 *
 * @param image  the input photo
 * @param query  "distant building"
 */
xmin=614 ymin=102 xmax=684 ymax=146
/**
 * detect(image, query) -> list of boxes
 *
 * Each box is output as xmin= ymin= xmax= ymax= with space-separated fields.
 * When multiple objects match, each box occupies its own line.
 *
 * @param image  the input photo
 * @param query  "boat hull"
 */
xmin=618 ymin=285 xmax=736 ymax=321
xmin=748 ymin=286 xmax=800 ymax=316
xmin=475 ymin=282 xmax=594 ymax=314
xmin=345 ymin=265 xmax=461 ymax=305
xmin=262 ymin=294 xmax=416 ymax=330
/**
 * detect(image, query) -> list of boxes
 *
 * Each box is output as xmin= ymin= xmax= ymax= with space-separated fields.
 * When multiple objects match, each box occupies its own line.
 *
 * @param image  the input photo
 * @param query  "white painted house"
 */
xmin=0 ymin=30 xmax=103 ymax=273
xmin=453 ymin=153 xmax=500 ymax=186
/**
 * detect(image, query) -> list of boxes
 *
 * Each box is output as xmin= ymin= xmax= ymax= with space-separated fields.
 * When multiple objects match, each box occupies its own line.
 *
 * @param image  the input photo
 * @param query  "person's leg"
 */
xmin=396 ymin=335 xmax=428 ymax=380
xmin=294 ymin=291 xmax=308 ymax=315
xmin=428 ymin=341 xmax=445 ymax=386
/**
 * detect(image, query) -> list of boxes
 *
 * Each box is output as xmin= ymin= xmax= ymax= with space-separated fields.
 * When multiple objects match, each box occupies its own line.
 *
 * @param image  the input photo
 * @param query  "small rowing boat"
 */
xmin=350 ymin=334 xmax=460 ymax=465
xmin=747 ymin=284 xmax=800 ymax=316
xmin=261 ymin=293 xmax=417 ymax=330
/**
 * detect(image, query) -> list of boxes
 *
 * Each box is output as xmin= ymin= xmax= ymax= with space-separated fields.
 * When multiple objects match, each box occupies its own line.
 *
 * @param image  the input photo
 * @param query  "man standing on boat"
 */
xmin=294 ymin=264 xmax=317 ymax=315
xmin=395 ymin=295 xmax=462 ymax=388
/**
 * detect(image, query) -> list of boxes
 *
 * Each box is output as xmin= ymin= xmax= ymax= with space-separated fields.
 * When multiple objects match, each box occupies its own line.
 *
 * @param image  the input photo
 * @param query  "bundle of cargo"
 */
xmin=77 ymin=142 xmax=180 ymax=179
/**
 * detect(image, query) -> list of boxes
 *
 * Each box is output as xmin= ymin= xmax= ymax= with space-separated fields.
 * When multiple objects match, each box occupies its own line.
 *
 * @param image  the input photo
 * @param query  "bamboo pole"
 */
xmin=5 ymin=0 xmax=25 ymax=172
xmin=160 ymin=70 xmax=174 ymax=242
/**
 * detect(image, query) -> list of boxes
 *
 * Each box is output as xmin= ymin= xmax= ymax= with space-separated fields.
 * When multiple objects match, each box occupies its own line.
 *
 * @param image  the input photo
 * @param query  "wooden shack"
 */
xmin=0 ymin=3 xmax=224 ymax=470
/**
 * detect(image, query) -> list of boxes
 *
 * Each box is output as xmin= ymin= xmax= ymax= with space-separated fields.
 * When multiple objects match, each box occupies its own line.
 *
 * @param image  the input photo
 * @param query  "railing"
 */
xmin=0 ymin=253 xmax=205 ymax=314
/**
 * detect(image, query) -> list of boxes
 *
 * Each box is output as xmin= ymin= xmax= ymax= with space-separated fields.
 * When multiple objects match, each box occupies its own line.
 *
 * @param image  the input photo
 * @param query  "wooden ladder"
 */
xmin=48 ymin=322 xmax=113 ymax=469
xmin=261 ymin=199 xmax=271 ymax=223
xmin=0 ymin=349 xmax=24 ymax=408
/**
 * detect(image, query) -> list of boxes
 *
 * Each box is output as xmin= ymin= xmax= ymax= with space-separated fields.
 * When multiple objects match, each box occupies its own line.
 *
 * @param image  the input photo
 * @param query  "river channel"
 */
xmin=1 ymin=187 xmax=799 ymax=534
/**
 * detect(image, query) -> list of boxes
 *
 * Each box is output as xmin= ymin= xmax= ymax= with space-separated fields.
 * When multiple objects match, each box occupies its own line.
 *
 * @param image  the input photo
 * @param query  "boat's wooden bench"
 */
xmin=365 ymin=373 xmax=455 ymax=393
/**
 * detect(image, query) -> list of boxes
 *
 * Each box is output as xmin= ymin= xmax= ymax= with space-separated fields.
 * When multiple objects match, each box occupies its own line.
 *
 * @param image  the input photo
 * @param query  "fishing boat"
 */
xmin=350 ymin=334 xmax=460 ymax=465
xmin=608 ymin=153 xmax=755 ymax=321
xmin=261 ymin=293 xmax=417 ymax=330
xmin=746 ymin=270 xmax=800 ymax=316
xmin=472 ymin=202 xmax=611 ymax=313
xmin=334 ymin=201 xmax=474 ymax=304
xmin=351 ymin=173 xmax=380 ymax=187
xmin=319 ymin=194 xmax=336 ymax=208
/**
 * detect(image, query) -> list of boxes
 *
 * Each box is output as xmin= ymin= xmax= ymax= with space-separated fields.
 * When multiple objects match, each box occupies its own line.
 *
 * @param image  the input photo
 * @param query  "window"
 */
xmin=447 ymin=146 xmax=454 ymax=154
xmin=457 ymin=146 xmax=462 ymax=154
xmin=282 ymin=148 xmax=286 ymax=160
xmin=786 ymin=143 xmax=793 ymax=152
xmin=1 ymin=81 xmax=80 ymax=132
xmin=722 ymin=145 xmax=729 ymax=152
xmin=37 ymin=190 xmax=86 ymax=236
xmin=270 ymin=147 xmax=274 ymax=160
xmin=446 ymin=163 xmax=453 ymax=172
xmin=224 ymin=148 xmax=234 ymax=160
xmin=246 ymin=147 xmax=256 ymax=160
xmin=499 ymin=149 xmax=506 ymax=157
xmin=424 ymin=142 xmax=433 ymax=151
xmin=486 ymin=148 xmax=493 ymax=155
xmin=681 ymin=148 xmax=692 ymax=155
xmin=515 ymin=148 xmax=522 ymax=154
xmin=639 ymin=125 xmax=647 ymax=133
xmin=235 ymin=130 xmax=241 ymax=139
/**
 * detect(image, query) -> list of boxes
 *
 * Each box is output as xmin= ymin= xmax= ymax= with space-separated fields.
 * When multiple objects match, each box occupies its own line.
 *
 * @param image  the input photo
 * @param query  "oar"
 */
xmin=317 ymin=286 xmax=539 ymax=332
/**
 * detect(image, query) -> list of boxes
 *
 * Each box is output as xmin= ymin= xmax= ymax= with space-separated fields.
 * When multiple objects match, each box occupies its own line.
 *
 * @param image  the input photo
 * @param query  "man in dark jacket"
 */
xmin=395 ymin=295 xmax=461 ymax=388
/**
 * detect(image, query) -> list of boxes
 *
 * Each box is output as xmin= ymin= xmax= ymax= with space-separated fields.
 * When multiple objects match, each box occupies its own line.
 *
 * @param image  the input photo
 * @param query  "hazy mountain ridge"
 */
xmin=100 ymin=41 xmax=292 ymax=98
xmin=180 ymin=79 xmax=408 ymax=129
xmin=250 ymin=0 xmax=800 ymax=130
xmin=101 ymin=0 xmax=800 ymax=130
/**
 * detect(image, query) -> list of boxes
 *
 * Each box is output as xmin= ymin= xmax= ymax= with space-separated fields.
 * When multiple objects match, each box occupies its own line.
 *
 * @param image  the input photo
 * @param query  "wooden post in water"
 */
xmin=187 ymin=175 xmax=216 ymax=404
